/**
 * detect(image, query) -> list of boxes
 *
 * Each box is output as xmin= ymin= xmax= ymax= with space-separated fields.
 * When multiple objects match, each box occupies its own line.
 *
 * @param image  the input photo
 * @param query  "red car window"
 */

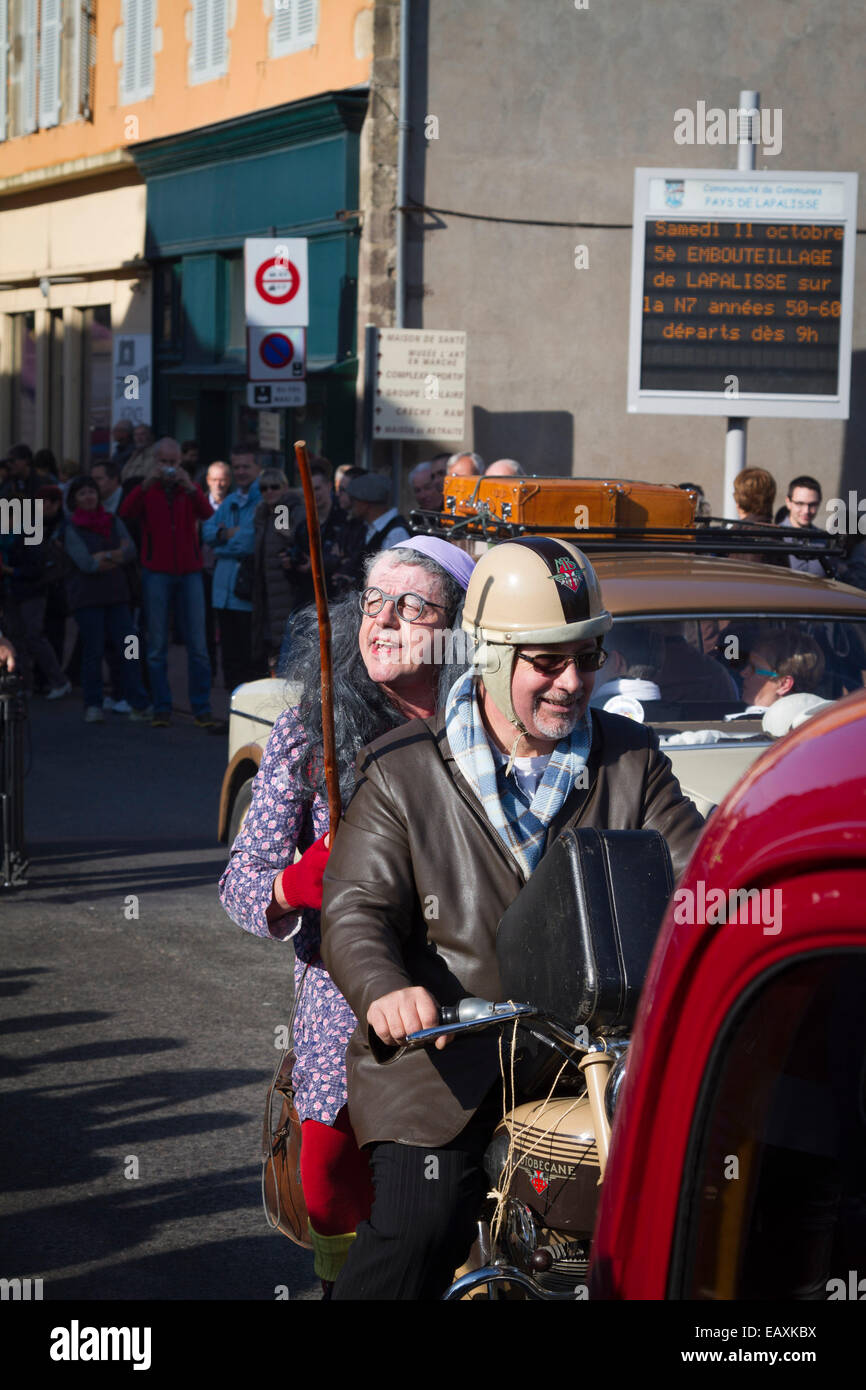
xmin=670 ymin=952 xmax=866 ymax=1300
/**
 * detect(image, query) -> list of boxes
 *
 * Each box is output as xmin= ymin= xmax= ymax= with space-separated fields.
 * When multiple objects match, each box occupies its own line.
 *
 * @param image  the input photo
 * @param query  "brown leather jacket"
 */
xmin=321 ymin=707 xmax=704 ymax=1148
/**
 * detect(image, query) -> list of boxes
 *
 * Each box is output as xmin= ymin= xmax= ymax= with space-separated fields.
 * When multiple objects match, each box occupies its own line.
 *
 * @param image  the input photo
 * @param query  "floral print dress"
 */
xmin=218 ymin=707 xmax=357 ymax=1125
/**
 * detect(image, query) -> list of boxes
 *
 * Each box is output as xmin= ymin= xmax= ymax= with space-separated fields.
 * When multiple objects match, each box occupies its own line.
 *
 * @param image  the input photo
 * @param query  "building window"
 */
xmin=11 ymin=312 xmax=37 ymax=443
xmin=82 ymin=306 xmax=112 ymax=465
xmin=70 ymin=1 xmax=95 ymax=121
xmin=190 ymin=0 xmax=228 ymax=85
xmin=269 ymin=0 xmax=318 ymax=59
xmin=1 ymin=0 xmax=94 ymax=139
xmin=225 ymin=255 xmax=245 ymax=353
xmin=37 ymin=0 xmax=61 ymax=127
xmin=155 ymin=262 xmax=183 ymax=356
xmin=120 ymin=0 xmax=155 ymax=105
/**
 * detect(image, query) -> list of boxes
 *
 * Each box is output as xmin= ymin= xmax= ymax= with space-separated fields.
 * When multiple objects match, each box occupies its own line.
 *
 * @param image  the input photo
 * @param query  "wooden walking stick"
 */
xmin=294 ymin=440 xmax=342 ymax=833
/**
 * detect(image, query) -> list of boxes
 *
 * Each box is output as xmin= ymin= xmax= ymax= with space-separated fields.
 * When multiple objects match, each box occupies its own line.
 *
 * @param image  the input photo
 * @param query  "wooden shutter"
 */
xmin=295 ymin=0 xmax=316 ymax=47
xmin=273 ymin=0 xmax=317 ymax=56
xmin=191 ymin=0 xmax=226 ymax=82
xmin=137 ymin=0 xmax=154 ymax=97
xmin=122 ymin=0 xmax=154 ymax=102
xmin=192 ymin=0 xmax=209 ymax=77
xmin=38 ymin=0 xmax=62 ymax=128
xmin=209 ymin=0 xmax=226 ymax=73
xmin=21 ymin=0 xmax=38 ymax=133
xmin=0 ymin=0 xmax=7 ymax=141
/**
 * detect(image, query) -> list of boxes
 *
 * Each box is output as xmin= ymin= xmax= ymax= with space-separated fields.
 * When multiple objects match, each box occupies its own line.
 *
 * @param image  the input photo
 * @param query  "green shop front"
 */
xmin=133 ymin=92 xmax=365 ymax=470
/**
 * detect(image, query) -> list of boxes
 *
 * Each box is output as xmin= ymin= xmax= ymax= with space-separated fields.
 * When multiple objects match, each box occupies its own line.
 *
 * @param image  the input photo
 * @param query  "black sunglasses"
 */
xmin=517 ymin=649 xmax=607 ymax=676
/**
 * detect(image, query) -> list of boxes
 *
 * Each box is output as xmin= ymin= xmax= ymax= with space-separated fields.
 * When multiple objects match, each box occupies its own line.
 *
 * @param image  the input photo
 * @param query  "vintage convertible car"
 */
xmin=218 ymin=478 xmax=866 ymax=838
xmin=590 ymin=687 xmax=866 ymax=1300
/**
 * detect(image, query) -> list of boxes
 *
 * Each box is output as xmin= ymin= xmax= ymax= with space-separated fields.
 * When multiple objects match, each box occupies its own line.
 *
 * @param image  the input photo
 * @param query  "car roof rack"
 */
xmin=409 ymin=509 xmax=849 ymax=559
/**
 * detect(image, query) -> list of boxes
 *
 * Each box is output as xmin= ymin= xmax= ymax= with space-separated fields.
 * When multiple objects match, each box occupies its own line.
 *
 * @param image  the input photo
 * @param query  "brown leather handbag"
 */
xmin=261 ymin=967 xmax=312 ymax=1248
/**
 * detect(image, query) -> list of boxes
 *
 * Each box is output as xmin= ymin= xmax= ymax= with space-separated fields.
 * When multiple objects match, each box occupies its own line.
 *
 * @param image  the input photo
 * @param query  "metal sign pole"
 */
xmin=723 ymin=88 xmax=759 ymax=519
xmin=362 ymin=324 xmax=377 ymax=471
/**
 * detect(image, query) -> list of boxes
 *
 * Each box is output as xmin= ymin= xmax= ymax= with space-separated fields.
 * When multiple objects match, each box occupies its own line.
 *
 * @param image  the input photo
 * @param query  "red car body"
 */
xmin=590 ymin=688 xmax=866 ymax=1300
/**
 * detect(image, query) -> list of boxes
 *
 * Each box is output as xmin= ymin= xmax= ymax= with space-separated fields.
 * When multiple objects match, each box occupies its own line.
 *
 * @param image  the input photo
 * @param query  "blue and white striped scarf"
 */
xmin=445 ymin=671 xmax=591 ymax=880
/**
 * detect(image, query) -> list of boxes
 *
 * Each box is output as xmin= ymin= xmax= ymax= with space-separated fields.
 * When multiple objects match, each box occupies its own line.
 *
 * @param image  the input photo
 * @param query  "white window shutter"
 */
xmin=210 ymin=0 xmax=226 ymax=72
xmin=191 ymin=0 xmax=226 ymax=83
xmin=273 ymin=1 xmax=294 ymax=48
xmin=272 ymin=0 xmax=318 ymax=57
xmin=38 ymin=0 xmax=62 ymax=128
xmin=21 ymin=0 xmax=38 ymax=133
xmin=296 ymin=0 xmax=316 ymax=46
xmin=121 ymin=0 xmax=137 ymax=101
xmin=192 ymin=0 xmax=209 ymax=76
xmin=0 ymin=0 xmax=7 ymax=142
xmin=137 ymin=0 xmax=154 ymax=96
xmin=122 ymin=0 xmax=154 ymax=102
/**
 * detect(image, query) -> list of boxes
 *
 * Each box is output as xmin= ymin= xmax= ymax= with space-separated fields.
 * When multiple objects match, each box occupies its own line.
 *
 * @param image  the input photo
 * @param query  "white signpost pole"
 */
xmin=723 ymin=89 xmax=759 ymax=519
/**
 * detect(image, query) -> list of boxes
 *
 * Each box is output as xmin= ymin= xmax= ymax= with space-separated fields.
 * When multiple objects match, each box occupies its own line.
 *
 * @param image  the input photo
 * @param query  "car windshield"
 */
xmin=592 ymin=616 xmax=866 ymax=732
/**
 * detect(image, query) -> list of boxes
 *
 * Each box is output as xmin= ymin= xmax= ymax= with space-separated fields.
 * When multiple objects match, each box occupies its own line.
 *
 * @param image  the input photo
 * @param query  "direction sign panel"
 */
xmin=627 ymin=169 xmax=858 ymax=419
xmin=247 ymin=382 xmax=307 ymax=408
xmin=244 ymin=238 xmax=309 ymax=327
xmin=373 ymin=329 xmax=467 ymax=441
xmin=247 ymin=327 xmax=306 ymax=381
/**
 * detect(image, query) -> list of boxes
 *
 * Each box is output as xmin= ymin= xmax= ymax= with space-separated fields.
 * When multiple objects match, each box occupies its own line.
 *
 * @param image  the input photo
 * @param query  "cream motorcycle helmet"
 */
xmin=462 ymin=537 xmax=612 ymax=765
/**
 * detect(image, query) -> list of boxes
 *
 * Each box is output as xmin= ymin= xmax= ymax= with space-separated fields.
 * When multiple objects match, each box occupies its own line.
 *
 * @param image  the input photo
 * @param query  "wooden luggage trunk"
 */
xmin=441 ymin=476 xmax=697 ymax=537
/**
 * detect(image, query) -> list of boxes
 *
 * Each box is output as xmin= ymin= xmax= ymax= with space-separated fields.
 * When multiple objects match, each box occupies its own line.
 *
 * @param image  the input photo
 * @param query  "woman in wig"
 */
xmin=219 ymin=536 xmax=474 ymax=1291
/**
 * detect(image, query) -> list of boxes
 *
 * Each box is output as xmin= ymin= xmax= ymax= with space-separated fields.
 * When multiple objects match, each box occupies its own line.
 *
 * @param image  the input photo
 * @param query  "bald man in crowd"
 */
xmin=485 ymin=459 xmax=525 ymax=477
xmin=446 ymin=452 xmax=484 ymax=478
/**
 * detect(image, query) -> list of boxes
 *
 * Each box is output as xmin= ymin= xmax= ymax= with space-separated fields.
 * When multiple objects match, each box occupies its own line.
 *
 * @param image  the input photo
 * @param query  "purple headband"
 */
xmin=386 ymin=534 xmax=476 ymax=591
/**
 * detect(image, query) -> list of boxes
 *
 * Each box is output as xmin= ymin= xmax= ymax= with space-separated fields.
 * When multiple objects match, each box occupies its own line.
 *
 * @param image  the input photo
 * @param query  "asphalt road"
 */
xmin=0 ymin=673 xmax=320 ymax=1302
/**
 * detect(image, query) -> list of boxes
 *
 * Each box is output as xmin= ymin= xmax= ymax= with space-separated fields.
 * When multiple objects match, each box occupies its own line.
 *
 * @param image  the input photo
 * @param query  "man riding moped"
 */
xmin=321 ymin=537 xmax=704 ymax=1299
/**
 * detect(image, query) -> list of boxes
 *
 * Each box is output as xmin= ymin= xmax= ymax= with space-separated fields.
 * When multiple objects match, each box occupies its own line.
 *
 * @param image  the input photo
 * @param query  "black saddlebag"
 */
xmin=496 ymin=827 xmax=675 ymax=1036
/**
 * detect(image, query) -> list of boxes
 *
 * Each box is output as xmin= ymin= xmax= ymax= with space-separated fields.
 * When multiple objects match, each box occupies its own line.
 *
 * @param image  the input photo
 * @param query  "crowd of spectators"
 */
xmin=2 ymin=439 xmax=864 ymax=723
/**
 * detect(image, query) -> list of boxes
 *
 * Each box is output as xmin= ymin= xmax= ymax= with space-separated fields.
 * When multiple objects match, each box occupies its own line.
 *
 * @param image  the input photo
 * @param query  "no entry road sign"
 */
xmin=247 ymin=327 xmax=306 ymax=382
xmin=245 ymin=238 xmax=309 ymax=327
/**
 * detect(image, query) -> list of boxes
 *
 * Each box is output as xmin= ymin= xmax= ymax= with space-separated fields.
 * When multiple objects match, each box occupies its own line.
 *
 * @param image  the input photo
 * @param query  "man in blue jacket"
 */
xmin=202 ymin=447 xmax=262 ymax=693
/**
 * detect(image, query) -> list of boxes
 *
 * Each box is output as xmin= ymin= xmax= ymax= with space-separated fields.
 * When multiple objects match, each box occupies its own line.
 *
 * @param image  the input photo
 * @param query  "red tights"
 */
xmin=300 ymin=1107 xmax=374 ymax=1235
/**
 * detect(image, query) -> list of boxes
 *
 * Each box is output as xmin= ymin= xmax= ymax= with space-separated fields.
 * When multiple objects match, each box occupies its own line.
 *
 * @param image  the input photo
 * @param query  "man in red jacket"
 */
xmin=120 ymin=438 xmax=216 ymax=728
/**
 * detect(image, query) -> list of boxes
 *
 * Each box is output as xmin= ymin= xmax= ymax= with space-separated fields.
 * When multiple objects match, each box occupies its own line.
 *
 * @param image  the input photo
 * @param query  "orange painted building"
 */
xmin=0 ymin=0 xmax=376 ymax=464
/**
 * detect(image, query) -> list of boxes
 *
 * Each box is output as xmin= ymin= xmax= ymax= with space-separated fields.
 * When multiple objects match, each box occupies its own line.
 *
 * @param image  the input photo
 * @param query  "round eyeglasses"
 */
xmin=517 ymin=649 xmax=607 ymax=677
xmin=359 ymin=587 xmax=447 ymax=623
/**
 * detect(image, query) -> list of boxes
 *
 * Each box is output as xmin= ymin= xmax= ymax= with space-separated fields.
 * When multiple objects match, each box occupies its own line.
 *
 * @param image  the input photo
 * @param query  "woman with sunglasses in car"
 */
xmin=218 ymin=535 xmax=475 ymax=1292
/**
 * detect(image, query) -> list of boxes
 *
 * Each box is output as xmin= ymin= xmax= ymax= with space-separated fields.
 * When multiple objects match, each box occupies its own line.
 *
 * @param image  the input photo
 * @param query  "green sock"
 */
xmin=308 ymin=1224 xmax=356 ymax=1282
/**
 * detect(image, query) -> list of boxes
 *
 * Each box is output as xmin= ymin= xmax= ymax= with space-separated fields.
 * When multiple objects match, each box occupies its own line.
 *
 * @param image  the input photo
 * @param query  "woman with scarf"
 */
xmin=64 ymin=475 xmax=150 ymax=722
xmin=219 ymin=535 xmax=475 ymax=1293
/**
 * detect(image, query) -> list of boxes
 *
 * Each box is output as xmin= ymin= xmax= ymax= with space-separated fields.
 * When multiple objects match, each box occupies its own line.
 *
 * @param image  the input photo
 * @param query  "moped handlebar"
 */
xmin=404 ymin=999 xmax=536 ymax=1046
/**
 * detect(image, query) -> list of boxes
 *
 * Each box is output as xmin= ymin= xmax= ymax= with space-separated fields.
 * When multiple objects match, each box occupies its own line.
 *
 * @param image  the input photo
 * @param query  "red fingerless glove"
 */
xmin=279 ymin=833 xmax=331 ymax=911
